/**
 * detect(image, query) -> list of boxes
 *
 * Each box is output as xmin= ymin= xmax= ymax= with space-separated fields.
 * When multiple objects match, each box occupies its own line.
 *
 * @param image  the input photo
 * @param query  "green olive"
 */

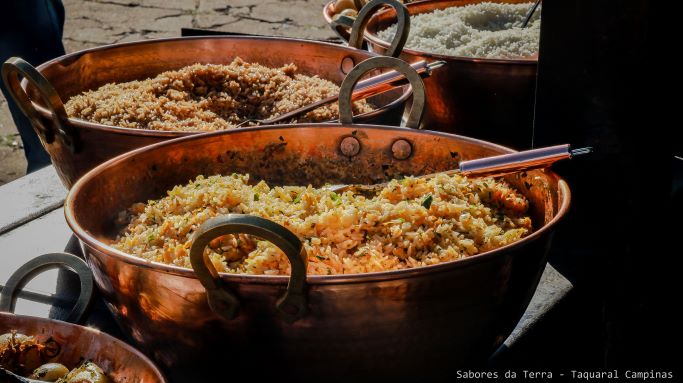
xmin=29 ymin=363 xmax=69 ymax=382
xmin=333 ymin=0 xmax=356 ymax=14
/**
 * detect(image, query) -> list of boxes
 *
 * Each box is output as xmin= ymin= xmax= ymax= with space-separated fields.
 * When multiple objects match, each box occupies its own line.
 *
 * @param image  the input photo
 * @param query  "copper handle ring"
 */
xmin=1 ymin=57 xmax=80 ymax=153
xmin=339 ymin=56 xmax=425 ymax=129
xmin=0 ymin=253 xmax=94 ymax=324
xmin=189 ymin=214 xmax=308 ymax=323
xmin=348 ymin=0 xmax=409 ymax=58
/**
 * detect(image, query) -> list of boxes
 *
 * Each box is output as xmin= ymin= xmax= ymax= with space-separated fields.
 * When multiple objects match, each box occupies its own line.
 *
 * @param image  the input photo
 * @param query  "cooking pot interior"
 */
xmin=366 ymin=0 xmax=539 ymax=44
xmin=26 ymin=37 xmax=406 ymax=124
xmin=69 ymin=125 xmax=564 ymax=245
xmin=0 ymin=313 xmax=164 ymax=382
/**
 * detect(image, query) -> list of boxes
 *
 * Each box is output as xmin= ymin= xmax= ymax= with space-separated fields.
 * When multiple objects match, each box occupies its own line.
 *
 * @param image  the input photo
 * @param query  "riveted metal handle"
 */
xmin=189 ymin=214 xmax=308 ymax=324
xmin=1 ymin=57 xmax=80 ymax=153
xmin=0 ymin=253 xmax=94 ymax=324
xmin=339 ymin=56 xmax=425 ymax=129
xmin=348 ymin=0 xmax=409 ymax=58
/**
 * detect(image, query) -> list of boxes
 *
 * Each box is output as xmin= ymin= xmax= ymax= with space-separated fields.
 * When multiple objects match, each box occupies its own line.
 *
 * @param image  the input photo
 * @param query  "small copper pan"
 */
xmin=0 ymin=253 xmax=166 ymax=383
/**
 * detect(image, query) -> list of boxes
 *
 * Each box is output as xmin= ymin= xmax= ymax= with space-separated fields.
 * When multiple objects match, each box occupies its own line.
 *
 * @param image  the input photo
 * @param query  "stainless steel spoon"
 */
xmin=521 ymin=0 xmax=542 ymax=28
xmin=327 ymin=144 xmax=591 ymax=194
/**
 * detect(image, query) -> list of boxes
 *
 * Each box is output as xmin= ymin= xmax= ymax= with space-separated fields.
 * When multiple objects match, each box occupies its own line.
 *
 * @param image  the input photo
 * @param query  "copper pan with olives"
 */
xmin=0 ymin=254 xmax=166 ymax=383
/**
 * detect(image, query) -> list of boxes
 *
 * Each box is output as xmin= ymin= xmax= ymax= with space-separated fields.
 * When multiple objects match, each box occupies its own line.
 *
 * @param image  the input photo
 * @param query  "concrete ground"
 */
xmin=0 ymin=0 xmax=335 ymax=185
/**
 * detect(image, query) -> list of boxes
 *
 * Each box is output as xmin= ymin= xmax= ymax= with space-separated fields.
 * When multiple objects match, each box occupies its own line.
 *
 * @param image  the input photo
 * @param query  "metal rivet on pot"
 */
xmin=391 ymin=139 xmax=412 ymax=160
xmin=341 ymin=57 xmax=355 ymax=74
xmin=340 ymin=136 xmax=360 ymax=157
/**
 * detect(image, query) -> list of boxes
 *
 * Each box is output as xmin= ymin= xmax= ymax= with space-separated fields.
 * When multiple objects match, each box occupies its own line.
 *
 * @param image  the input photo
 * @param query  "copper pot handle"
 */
xmin=0 ymin=253 xmax=94 ymax=324
xmin=330 ymin=14 xmax=356 ymax=42
xmin=348 ymin=0 xmax=409 ymax=58
xmin=189 ymin=214 xmax=308 ymax=324
xmin=339 ymin=56 xmax=425 ymax=129
xmin=1 ymin=57 xmax=80 ymax=153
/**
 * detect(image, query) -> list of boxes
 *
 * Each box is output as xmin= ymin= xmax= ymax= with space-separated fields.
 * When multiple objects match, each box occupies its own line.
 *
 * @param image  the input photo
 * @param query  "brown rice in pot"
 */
xmin=113 ymin=173 xmax=532 ymax=275
xmin=65 ymin=58 xmax=374 ymax=132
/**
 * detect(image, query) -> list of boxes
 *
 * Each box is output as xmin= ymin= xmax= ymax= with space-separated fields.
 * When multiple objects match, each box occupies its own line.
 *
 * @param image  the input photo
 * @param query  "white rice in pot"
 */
xmin=377 ymin=2 xmax=540 ymax=59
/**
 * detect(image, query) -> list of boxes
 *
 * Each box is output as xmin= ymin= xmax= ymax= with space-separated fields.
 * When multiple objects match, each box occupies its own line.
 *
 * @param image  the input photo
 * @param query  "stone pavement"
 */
xmin=0 ymin=0 xmax=336 ymax=185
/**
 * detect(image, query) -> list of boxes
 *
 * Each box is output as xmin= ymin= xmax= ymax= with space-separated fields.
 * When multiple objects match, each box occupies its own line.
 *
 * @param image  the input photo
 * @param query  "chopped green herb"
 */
xmin=253 ymin=194 xmax=259 ymax=201
xmin=147 ymin=234 xmax=156 ymax=242
xmin=330 ymin=192 xmax=341 ymax=204
xmin=421 ymin=194 xmax=433 ymax=209
xmin=316 ymin=255 xmax=326 ymax=260
xmin=398 ymin=218 xmax=406 ymax=223
xmin=292 ymin=194 xmax=301 ymax=204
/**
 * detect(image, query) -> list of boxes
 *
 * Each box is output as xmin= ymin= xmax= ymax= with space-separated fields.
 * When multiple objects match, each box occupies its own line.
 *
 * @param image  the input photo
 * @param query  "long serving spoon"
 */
xmin=327 ymin=144 xmax=592 ymax=194
xmin=235 ymin=60 xmax=446 ymax=127
xmin=521 ymin=0 xmax=542 ymax=28
xmin=0 ymin=368 xmax=44 ymax=383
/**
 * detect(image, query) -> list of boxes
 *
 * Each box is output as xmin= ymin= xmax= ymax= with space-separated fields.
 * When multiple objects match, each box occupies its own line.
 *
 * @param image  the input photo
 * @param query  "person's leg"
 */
xmin=0 ymin=0 xmax=66 ymax=173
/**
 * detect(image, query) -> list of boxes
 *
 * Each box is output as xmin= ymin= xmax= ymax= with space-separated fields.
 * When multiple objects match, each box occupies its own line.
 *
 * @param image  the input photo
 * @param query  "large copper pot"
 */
xmin=336 ymin=0 xmax=538 ymax=149
xmin=1 ymin=36 xmax=414 ymax=189
xmin=64 ymin=62 xmax=569 ymax=380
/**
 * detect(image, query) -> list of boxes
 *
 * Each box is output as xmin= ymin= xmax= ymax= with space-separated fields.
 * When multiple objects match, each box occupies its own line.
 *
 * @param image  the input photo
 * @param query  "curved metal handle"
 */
xmin=189 ymin=214 xmax=308 ymax=323
xmin=1 ymin=57 xmax=80 ymax=153
xmin=348 ymin=0 xmax=409 ymax=58
xmin=0 ymin=253 xmax=94 ymax=324
xmin=339 ymin=56 xmax=425 ymax=129
xmin=330 ymin=14 xmax=356 ymax=42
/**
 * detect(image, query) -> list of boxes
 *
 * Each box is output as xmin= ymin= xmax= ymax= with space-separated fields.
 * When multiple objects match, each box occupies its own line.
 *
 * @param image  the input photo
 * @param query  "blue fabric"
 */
xmin=1 ymin=0 xmax=66 ymax=173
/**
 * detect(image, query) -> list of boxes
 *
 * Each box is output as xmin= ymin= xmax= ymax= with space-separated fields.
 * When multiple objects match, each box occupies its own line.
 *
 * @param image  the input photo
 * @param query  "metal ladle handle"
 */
xmin=339 ymin=56 xmax=425 ymax=129
xmin=348 ymin=0 xmax=410 ymax=58
xmin=189 ymin=214 xmax=308 ymax=324
xmin=1 ymin=57 xmax=80 ymax=153
xmin=0 ymin=253 xmax=94 ymax=324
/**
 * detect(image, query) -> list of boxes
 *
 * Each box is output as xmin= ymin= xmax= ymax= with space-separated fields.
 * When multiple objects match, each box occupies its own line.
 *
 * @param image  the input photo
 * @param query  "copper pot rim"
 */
xmin=25 ymin=35 xmax=412 ymax=137
xmin=323 ymin=1 xmax=335 ymax=23
xmin=65 ymin=123 xmax=570 ymax=286
xmin=362 ymin=0 xmax=540 ymax=65
xmin=0 ymin=312 xmax=167 ymax=383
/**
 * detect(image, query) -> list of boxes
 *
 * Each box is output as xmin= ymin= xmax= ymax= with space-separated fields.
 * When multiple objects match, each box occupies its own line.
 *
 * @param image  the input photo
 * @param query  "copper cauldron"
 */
xmin=1 ymin=36 xmax=414 ymax=189
xmin=64 ymin=60 xmax=569 ymax=381
xmin=0 ymin=253 xmax=166 ymax=383
xmin=335 ymin=0 xmax=538 ymax=149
